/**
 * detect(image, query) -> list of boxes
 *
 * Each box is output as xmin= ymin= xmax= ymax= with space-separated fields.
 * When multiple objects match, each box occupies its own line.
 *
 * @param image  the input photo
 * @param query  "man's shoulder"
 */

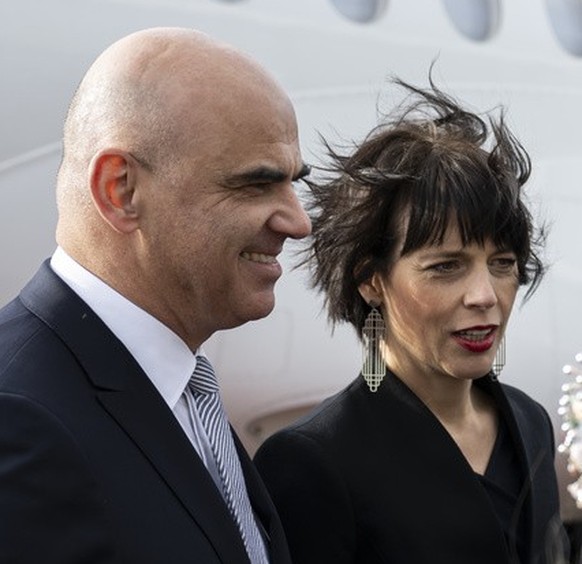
xmin=0 ymin=297 xmax=59 ymax=386
xmin=0 ymin=295 xmax=46 ymax=359
xmin=0 ymin=279 xmax=81 ymax=397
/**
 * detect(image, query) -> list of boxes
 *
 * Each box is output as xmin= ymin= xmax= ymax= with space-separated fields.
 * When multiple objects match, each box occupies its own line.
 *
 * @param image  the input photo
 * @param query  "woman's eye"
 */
xmin=492 ymin=257 xmax=517 ymax=272
xmin=429 ymin=261 xmax=459 ymax=274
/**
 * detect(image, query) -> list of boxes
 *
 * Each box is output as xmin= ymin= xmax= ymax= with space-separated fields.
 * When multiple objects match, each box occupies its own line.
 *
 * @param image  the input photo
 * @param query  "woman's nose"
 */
xmin=463 ymin=269 xmax=498 ymax=310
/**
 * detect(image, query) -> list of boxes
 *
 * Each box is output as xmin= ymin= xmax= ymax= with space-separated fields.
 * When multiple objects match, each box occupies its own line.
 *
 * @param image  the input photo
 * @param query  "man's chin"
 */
xmin=227 ymin=297 xmax=276 ymax=328
xmin=248 ymin=300 xmax=276 ymax=322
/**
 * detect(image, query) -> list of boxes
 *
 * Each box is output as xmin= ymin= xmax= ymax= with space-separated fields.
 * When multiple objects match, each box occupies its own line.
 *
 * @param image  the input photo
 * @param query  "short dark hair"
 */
xmin=303 ymin=76 xmax=546 ymax=337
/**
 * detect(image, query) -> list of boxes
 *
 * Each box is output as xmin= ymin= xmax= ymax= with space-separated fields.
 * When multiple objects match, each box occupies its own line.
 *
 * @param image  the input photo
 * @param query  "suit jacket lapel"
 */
xmin=20 ymin=262 xmax=250 ymax=563
xmin=98 ymin=389 xmax=250 ymax=562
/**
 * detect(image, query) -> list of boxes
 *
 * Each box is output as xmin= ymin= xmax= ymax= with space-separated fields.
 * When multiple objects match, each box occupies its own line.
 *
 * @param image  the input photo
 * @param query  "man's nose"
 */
xmin=269 ymin=185 xmax=312 ymax=240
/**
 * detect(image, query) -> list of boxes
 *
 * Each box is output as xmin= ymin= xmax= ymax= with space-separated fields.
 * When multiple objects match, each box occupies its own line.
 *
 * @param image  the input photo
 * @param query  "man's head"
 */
xmin=56 ymin=27 xmax=311 ymax=349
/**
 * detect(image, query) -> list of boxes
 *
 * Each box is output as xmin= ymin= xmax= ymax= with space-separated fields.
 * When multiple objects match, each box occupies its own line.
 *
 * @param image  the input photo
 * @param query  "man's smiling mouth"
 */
xmin=240 ymin=252 xmax=278 ymax=264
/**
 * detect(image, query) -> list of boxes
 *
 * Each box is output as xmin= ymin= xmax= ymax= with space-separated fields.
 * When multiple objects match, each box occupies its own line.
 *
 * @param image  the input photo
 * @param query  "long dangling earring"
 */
xmin=492 ymin=335 xmax=506 ymax=377
xmin=362 ymin=302 xmax=386 ymax=392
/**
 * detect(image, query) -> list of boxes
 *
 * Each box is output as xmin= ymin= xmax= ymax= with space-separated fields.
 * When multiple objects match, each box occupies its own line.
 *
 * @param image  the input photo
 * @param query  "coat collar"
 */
xmin=19 ymin=261 xmax=268 ymax=563
xmin=476 ymin=373 xmax=553 ymax=562
xmin=369 ymin=370 xmax=544 ymax=563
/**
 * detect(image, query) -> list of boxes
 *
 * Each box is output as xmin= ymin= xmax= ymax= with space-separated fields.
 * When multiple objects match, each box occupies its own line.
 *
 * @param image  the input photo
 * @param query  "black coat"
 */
xmin=0 ymin=262 xmax=291 ymax=564
xmin=255 ymin=369 xmax=565 ymax=564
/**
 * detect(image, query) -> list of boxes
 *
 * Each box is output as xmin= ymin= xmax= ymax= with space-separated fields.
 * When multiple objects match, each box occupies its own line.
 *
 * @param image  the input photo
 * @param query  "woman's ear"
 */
xmin=89 ymin=150 xmax=140 ymax=233
xmin=358 ymin=272 xmax=384 ymax=306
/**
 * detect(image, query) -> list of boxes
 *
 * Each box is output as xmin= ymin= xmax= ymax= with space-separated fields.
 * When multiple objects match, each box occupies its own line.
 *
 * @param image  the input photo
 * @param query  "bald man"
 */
xmin=0 ymin=28 xmax=310 ymax=563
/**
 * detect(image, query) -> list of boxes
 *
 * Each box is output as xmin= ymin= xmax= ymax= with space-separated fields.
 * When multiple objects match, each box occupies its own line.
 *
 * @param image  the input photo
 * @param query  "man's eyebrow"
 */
xmin=223 ymin=163 xmax=311 ymax=187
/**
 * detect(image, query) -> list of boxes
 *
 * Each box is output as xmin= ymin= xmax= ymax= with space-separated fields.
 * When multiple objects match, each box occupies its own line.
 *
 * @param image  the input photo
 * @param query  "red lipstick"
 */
xmin=452 ymin=325 xmax=497 ymax=353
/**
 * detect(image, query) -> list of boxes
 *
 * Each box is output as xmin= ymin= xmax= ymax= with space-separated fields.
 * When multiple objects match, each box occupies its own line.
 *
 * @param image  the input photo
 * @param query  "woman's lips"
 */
xmin=452 ymin=326 xmax=497 ymax=353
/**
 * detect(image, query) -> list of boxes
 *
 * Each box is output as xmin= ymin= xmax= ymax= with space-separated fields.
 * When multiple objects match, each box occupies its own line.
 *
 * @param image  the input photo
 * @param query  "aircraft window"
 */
xmin=546 ymin=0 xmax=582 ymax=56
xmin=330 ymin=0 xmax=388 ymax=23
xmin=441 ymin=0 xmax=500 ymax=41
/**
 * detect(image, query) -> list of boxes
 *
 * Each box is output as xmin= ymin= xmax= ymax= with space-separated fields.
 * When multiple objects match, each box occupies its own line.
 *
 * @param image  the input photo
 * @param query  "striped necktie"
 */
xmin=189 ymin=356 xmax=269 ymax=564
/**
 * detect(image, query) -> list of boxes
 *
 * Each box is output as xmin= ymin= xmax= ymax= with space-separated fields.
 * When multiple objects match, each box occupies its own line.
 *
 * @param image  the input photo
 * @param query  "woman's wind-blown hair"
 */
xmin=301 ymin=74 xmax=547 ymax=338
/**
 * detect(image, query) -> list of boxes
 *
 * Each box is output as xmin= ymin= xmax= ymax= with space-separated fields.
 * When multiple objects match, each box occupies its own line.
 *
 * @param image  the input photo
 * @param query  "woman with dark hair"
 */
xmin=254 ymin=78 xmax=567 ymax=564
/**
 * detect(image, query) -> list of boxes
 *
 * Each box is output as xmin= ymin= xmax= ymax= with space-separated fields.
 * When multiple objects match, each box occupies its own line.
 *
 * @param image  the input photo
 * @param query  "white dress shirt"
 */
xmin=50 ymin=246 xmax=222 ymax=489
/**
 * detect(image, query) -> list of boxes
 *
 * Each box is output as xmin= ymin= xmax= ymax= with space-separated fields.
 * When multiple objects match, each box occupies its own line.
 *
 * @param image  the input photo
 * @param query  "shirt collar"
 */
xmin=50 ymin=247 xmax=198 ymax=409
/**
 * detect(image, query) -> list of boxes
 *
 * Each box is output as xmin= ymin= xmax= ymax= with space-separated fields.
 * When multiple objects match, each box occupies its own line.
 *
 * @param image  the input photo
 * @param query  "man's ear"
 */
xmin=358 ymin=272 xmax=384 ymax=307
xmin=89 ymin=150 xmax=140 ymax=233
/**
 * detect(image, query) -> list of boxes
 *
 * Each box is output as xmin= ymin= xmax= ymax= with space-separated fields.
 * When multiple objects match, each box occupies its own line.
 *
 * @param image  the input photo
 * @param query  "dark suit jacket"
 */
xmin=0 ymin=262 xmax=291 ymax=564
xmin=254 ymin=369 xmax=565 ymax=564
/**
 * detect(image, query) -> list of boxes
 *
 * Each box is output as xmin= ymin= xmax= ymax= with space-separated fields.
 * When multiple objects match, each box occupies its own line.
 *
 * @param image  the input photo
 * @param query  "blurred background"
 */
xmin=2 ymin=0 xmax=582 ymax=530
